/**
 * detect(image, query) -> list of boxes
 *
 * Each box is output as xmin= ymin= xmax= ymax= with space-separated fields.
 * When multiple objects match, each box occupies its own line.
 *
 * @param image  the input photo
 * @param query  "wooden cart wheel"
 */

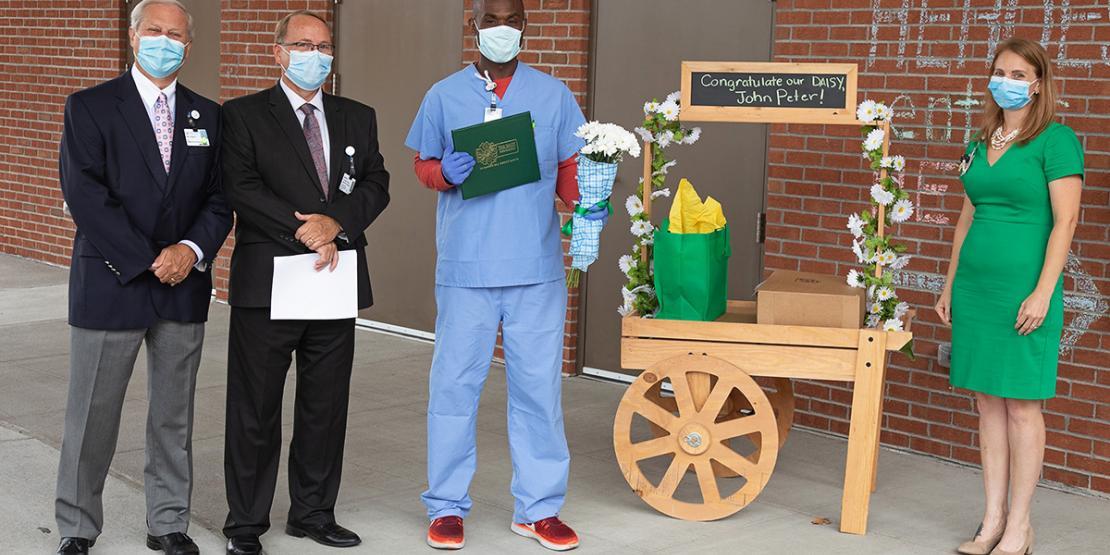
xmin=613 ymin=354 xmax=779 ymax=521
xmin=728 ymin=377 xmax=794 ymax=449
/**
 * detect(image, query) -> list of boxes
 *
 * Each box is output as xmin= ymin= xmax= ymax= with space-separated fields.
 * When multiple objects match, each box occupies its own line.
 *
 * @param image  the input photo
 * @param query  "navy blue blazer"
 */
xmin=60 ymin=73 xmax=233 ymax=330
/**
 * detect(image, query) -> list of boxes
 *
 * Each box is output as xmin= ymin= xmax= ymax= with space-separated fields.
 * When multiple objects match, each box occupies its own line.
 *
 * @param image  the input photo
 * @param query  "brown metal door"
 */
xmin=123 ymin=0 xmax=222 ymax=102
xmin=335 ymin=1 xmax=462 ymax=334
xmin=583 ymin=0 xmax=775 ymax=377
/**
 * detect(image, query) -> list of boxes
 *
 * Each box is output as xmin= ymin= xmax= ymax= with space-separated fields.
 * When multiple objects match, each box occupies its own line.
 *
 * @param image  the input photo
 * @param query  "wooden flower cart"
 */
xmin=611 ymin=62 xmax=912 ymax=535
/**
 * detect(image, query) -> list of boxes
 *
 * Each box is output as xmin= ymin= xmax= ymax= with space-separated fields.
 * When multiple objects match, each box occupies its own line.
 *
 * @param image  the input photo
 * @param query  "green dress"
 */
xmin=949 ymin=123 xmax=1084 ymax=400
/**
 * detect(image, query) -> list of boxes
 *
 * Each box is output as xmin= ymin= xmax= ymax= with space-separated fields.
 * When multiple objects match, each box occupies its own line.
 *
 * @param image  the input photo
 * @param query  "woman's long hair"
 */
xmin=976 ymin=37 xmax=1058 ymax=145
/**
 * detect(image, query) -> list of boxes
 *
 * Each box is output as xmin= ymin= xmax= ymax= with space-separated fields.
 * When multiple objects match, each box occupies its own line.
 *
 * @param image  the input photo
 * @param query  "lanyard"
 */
xmin=475 ymin=70 xmax=498 ymax=109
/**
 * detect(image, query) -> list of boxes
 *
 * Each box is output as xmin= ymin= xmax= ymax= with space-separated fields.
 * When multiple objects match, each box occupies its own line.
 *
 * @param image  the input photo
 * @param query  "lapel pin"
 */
xmin=345 ymin=146 xmax=355 ymax=156
xmin=190 ymin=110 xmax=200 ymax=120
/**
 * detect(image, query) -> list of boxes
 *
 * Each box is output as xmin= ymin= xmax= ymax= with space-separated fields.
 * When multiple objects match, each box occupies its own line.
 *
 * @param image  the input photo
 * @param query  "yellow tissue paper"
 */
xmin=668 ymin=179 xmax=727 ymax=234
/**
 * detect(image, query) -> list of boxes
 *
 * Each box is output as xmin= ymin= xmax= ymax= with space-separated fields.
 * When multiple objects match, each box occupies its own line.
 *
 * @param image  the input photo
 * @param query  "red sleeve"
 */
xmin=413 ymin=154 xmax=452 ymax=192
xmin=555 ymin=154 xmax=579 ymax=210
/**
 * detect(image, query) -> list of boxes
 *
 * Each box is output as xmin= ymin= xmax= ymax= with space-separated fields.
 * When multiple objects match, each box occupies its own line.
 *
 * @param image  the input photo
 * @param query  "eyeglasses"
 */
xmin=280 ymin=41 xmax=335 ymax=55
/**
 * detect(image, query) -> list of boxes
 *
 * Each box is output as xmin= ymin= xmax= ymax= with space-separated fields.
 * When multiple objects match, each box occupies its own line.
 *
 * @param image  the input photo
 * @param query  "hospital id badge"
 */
xmin=339 ymin=173 xmax=356 ymax=195
xmin=484 ymin=107 xmax=503 ymax=122
xmin=183 ymin=129 xmax=210 ymax=147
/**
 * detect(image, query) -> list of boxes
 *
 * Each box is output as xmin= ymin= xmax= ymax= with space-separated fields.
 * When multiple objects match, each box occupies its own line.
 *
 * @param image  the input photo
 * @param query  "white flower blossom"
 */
xmin=625 ymin=195 xmax=644 ymax=216
xmin=640 ymin=234 xmax=654 ymax=246
xmin=851 ymin=240 xmax=869 ymax=264
xmin=856 ymin=100 xmax=878 ymax=124
xmin=656 ymin=130 xmax=674 ymax=148
xmin=658 ymin=100 xmax=680 ymax=122
xmin=880 ymin=156 xmax=894 ymax=169
xmin=651 ymin=188 xmax=671 ymax=200
xmin=890 ymin=255 xmax=912 ymax=270
xmin=618 ymin=254 xmax=635 ymax=276
xmin=891 ymin=155 xmax=906 ymax=172
xmin=875 ymin=103 xmax=893 ymax=122
xmin=682 ymin=127 xmax=702 ymax=144
xmin=870 ymin=301 xmax=883 ymax=314
xmin=876 ymin=250 xmax=897 ymax=266
xmin=617 ymin=286 xmax=635 ymax=317
xmin=866 ymin=314 xmax=881 ymax=328
xmin=665 ymin=91 xmax=681 ymax=105
xmin=634 ymin=127 xmax=654 ymax=143
xmin=653 ymin=160 xmax=677 ymax=176
xmin=871 ymin=184 xmax=895 ymax=206
xmin=643 ymin=101 xmax=660 ymax=115
xmin=882 ymin=318 xmax=904 ymax=332
xmin=847 ymin=213 xmax=865 ymax=238
xmin=863 ymin=128 xmax=885 ymax=151
xmin=890 ymin=199 xmax=914 ymax=223
xmin=846 ymin=269 xmax=865 ymax=288
xmin=876 ymin=286 xmax=894 ymax=301
xmin=631 ymin=220 xmax=654 ymax=237
xmin=894 ymin=301 xmax=910 ymax=318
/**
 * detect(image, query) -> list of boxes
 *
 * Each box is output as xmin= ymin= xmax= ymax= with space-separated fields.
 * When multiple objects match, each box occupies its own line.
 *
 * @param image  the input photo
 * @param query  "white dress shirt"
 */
xmin=131 ymin=65 xmax=206 ymax=272
xmin=280 ymin=78 xmax=330 ymax=175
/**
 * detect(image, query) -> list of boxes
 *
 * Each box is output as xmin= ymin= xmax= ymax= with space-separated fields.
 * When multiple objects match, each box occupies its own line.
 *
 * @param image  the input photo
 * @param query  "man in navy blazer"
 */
xmin=54 ymin=1 xmax=232 ymax=554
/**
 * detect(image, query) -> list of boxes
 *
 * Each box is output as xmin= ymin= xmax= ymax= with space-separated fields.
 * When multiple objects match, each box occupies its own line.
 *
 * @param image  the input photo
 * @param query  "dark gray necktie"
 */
xmin=299 ymin=103 xmax=329 ymax=199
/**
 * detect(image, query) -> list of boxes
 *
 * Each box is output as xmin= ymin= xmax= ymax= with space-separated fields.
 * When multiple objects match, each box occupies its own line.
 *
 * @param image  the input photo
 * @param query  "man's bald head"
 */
xmin=472 ymin=0 xmax=526 ymax=28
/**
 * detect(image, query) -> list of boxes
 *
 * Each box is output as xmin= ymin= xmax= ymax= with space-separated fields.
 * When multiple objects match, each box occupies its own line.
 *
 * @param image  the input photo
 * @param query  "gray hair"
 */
xmin=130 ymin=0 xmax=194 ymax=40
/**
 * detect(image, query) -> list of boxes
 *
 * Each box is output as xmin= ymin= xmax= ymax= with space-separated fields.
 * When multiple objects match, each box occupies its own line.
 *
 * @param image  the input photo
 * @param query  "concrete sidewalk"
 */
xmin=1 ymin=253 xmax=1106 ymax=554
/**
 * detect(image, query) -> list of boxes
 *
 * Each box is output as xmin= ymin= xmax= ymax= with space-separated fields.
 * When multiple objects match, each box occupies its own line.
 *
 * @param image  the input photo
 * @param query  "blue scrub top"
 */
xmin=406 ymin=63 xmax=586 ymax=288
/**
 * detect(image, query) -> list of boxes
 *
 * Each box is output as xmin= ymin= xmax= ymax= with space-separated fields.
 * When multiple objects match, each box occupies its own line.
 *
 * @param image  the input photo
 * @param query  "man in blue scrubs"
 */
xmin=405 ymin=0 xmax=585 ymax=551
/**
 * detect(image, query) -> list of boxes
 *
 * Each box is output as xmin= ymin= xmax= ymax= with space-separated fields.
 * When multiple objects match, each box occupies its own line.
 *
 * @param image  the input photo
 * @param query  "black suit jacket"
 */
xmin=59 ymin=73 xmax=232 ymax=330
xmin=221 ymin=85 xmax=390 ymax=309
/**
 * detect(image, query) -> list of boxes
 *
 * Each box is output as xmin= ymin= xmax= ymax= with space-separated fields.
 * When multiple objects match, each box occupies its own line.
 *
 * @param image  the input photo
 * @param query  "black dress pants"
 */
xmin=223 ymin=307 xmax=355 ymax=537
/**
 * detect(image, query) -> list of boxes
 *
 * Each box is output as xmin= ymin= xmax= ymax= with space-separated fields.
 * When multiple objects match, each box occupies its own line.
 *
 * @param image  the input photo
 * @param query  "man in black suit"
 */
xmin=55 ymin=1 xmax=232 ymax=554
xmin=219 ymin=10 xmax=389 ymax=555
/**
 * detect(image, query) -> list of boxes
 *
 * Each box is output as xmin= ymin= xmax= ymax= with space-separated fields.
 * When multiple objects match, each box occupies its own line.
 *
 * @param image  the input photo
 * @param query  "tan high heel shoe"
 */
xmin=989 ymin=527 xmax=1034 ymax=555
xmin=957 ymin=523 xmax=1004 ymax=555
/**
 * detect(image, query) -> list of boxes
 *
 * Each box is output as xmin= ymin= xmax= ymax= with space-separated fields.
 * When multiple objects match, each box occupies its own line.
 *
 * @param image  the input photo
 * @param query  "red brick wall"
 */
xmin=0 ymin=1 xmax=125 ymax=264
xmin=211 ymin=0 xmax=334 ymax=297
xmin=767 ymin=0 xmax=1109 ymax=493
xmin=462 ymin=0 xmax=593 ymax=374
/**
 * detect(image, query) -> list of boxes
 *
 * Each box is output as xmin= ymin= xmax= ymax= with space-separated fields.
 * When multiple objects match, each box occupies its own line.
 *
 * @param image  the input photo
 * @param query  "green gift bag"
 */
xmin=653 ymin=219 xmax=731 ymax=321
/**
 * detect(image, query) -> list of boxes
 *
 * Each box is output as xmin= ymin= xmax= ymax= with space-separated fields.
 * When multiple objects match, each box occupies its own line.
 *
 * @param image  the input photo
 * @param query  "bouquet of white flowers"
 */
xmin=565 ymin=122 xmax=640 ymax=286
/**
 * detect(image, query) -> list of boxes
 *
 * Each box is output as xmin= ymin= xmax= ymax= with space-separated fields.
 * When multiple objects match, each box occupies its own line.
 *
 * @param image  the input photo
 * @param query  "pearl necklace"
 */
xmin=991 ymin=126 xmax=1020 ymax=150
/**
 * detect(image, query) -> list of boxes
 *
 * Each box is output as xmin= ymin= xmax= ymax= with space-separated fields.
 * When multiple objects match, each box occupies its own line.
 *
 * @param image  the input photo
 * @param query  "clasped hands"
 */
xmin=151 ymin=244 xmax=196 ymax=286
xmin=295 ymin=211 xmax=342 ymax=272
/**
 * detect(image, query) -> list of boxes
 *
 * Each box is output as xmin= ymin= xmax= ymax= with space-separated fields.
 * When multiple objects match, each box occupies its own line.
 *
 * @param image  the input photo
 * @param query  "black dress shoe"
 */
xmin=286 ymin=521 xmax=361 ymax=548
xmin=226 ymin=535 xmax=262 ymax=555
xmin=57 ymin=537 xmax=94 ymax=554
xmin=146 ymin=532 xmax=199 ymax=554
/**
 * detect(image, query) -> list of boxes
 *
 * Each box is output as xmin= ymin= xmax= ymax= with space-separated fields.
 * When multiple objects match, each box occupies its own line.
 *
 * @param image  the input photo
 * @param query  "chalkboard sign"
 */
xmin=680 ymin=62 xmax=859 ymax=124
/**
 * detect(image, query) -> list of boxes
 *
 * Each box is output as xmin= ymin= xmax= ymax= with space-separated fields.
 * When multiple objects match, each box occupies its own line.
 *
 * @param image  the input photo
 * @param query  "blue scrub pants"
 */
xmin=422 ymin=280 xmax=570 ymax=524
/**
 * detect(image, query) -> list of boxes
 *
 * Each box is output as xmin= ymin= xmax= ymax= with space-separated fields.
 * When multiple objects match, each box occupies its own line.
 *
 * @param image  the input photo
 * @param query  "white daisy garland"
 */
xmin=847 ymin=99 xmax=913 ymax=332
xmin=620 ymin=92 xmax=702 ymax=317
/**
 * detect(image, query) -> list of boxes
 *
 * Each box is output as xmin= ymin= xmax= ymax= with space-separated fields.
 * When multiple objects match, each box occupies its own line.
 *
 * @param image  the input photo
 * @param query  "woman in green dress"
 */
xmin=935 ymin=38 xmax=1084 ymax=555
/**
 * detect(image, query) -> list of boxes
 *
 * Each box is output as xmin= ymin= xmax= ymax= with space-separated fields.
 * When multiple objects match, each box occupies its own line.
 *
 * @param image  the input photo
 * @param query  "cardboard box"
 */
xmin=756 ymin=270 xmax=865 ymax=329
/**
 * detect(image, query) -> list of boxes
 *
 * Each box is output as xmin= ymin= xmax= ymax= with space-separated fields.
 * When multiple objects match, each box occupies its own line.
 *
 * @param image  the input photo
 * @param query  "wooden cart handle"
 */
xmin=641 ymin=139 xmax=653 ymax=266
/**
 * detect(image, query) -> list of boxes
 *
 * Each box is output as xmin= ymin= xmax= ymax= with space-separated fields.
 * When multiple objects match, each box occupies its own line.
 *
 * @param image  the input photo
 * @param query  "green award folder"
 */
xmin=450 ymin=111 xmax=541 ymax=200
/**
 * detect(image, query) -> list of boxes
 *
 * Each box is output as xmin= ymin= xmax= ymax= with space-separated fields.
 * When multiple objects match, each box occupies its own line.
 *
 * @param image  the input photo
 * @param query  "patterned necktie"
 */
xmin=299 ymin=103 xmax=329 ymax=199
xmin=154 ymin=92 xmax=173 ymax=173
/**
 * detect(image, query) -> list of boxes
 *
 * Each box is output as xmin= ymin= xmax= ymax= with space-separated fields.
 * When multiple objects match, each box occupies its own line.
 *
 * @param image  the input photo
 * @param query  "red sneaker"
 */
xmin=427 ymin=516 xmax=465 ymax=550
xmin=511 ymin=517 xmax=579 ymax=551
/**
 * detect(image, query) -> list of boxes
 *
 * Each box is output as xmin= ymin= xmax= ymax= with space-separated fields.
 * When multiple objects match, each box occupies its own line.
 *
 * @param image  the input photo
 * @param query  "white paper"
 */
xmin=270 ymin=251 xmax=357 ymax=320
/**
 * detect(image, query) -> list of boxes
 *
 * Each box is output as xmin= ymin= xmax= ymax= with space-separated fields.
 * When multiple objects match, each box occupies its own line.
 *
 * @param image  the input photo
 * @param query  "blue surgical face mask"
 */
xmin=477 ymin=25 xmax=522 ymax=64
xmin=136 ymin=35 xmax=187 ymax=79
xmin=281 ymin=47 xmax=333 ymax=91
xmin=988 ymin=76 xmax=1037 ymax=110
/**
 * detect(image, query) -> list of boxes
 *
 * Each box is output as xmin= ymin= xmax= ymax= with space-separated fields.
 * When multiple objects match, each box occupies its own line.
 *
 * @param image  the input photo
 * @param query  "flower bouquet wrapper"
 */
xmin=653 ymin=180 xmax=730 ymax=321
xmin=569 ymin=156 xmax=618 ymax=272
